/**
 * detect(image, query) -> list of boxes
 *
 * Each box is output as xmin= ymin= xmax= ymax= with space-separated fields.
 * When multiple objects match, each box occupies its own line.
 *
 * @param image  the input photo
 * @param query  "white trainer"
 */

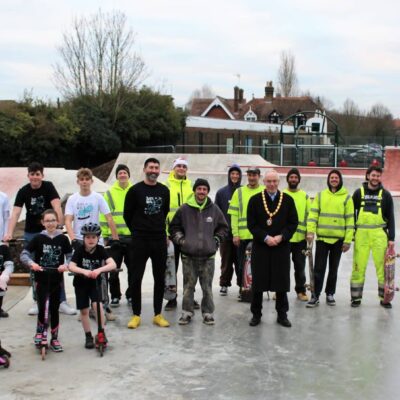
xmin=59 ymin=301 xmax=77 ymax=315
xmin=28 ymin=303 xmax=38 ymax=316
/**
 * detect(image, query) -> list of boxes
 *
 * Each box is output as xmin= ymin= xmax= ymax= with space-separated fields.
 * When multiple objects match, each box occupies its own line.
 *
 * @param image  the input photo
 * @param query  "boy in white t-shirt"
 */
xmin=65 ymin=168 xmax=119 ymax=320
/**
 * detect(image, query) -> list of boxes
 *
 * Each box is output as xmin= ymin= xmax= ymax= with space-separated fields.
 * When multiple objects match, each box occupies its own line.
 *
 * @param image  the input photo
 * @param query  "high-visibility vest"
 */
xmin=228 ymin=185 xmax=264 ymax=240
xmin=284 ymin=189 xmax=311 ymax=243
xmin=100 ymin=180 xmax=133 ymax=237
xmin=307 ymin=186 xmax=354 ymax=244
xmin=356 ymin=187 xmax=386 ymax=230
xmin=163 ymin=171 xmax=192 ymax=228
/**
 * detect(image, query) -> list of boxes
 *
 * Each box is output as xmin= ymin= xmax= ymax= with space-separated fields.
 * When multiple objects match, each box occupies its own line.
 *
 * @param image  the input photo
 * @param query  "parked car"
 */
xmin=349 ymin=148 xmax=383 ymax=165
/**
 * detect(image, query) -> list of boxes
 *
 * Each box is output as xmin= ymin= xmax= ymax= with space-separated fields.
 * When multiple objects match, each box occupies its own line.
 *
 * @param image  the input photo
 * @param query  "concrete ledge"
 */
xmin=9 ymin=273 xmax=30 ymax=286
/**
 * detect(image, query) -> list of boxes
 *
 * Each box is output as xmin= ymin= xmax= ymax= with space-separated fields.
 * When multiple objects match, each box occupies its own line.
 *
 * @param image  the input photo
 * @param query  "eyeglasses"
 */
xmin=43 ymin=219 xmax=57 ymax=223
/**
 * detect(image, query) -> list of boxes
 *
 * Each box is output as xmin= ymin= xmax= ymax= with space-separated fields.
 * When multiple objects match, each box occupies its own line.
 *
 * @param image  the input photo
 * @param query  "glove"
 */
xmin=109 ymin=239 xmax=121 ymax=250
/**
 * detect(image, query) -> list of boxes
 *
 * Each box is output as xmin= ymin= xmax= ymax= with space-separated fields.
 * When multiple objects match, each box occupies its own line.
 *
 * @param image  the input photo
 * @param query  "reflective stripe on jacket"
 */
xmin=100 ymin=180 xmax=133 ymax=237
xmin=228 ymin=185 xmax=264 ymax=239
xmin=307 ymin=186 xmax=354 ymax=244
xmin=283 ymin=189 xmax=311 ymax=243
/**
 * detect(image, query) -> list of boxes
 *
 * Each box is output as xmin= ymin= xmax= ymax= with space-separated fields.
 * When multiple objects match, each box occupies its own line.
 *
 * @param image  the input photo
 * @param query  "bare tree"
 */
xmin=277 ymin=50 xmax=298 ymax=97
xmin=53 ymin=9 xmax=147 ymax=105
xmin=185 ymin=84 xmax=215 ymax=110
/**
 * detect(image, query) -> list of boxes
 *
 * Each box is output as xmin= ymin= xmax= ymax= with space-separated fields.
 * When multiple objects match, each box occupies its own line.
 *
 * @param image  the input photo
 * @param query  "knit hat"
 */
xmin=115 ymin=164 xmax=130 ymax=177
xmin=193 ymin=178 xmax=210 ymax=192
xmin=173 ymin=157 xmax=188 ymax=169
xmin=286 ymin=168 xmax=301 ymax=182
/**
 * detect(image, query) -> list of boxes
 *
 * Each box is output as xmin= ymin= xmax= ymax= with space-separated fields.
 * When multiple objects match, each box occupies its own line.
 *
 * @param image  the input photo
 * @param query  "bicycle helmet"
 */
xmin=80 ymin=223 xmax=101 ymax=237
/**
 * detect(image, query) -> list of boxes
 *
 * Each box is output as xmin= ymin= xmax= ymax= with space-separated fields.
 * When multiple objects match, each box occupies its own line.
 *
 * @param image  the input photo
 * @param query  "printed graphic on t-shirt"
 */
xmin=40 ymin=244 xmax=62 ymax=269
xmin=30 ymin=196 xmax=45 ymax=216
xmin=77 ymin=202 xmax=94 ymax=220
xmin=145 ymin=196 xmax=162 ymax=215
xmin=82 ymin=257 xmax=101 ymax=271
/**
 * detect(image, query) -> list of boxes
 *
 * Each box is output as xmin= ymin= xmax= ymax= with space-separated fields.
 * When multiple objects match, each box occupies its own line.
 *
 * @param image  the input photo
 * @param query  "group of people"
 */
xmin=0 ymin=157 xmax=395 ymax=359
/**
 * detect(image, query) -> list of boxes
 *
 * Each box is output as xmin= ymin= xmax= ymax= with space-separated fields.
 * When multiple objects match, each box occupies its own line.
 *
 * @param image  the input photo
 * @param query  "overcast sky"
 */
xmin=1 ymin=0 xmax=399 ymax=117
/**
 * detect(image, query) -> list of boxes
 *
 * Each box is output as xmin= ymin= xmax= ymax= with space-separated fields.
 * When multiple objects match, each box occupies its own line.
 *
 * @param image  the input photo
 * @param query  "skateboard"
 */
xmin=164 ymin=241 xmax=177 ymax=301
xmin=240 ymin=242 xmax=253 ymax=303
xmin=383 ymin=246 xmax=396 ymax=304
xmin=302 ymin=241 xmax=314 ymax=294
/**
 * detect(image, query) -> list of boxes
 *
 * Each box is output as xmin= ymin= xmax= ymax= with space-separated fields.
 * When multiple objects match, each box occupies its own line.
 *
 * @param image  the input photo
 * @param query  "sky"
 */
xmin=0 ymin=0 xmax=399 ymax=117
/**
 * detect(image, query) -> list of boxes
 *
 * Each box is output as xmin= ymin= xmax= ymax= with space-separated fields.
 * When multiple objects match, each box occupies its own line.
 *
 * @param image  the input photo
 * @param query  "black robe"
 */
xmin=247 ymin=190 xmax=298 ymax=292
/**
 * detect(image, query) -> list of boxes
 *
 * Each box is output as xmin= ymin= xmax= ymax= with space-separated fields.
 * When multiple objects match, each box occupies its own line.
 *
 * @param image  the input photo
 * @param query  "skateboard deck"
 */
xmin=241 ymin=241 xmax=253 ymax=303
xmin=383 ymin=247 xmax=396 ymax=304
xmin=164 ymin=241 xmax=177 ymax=300
xmin=302 ymin=242 xmax=314 ymax=293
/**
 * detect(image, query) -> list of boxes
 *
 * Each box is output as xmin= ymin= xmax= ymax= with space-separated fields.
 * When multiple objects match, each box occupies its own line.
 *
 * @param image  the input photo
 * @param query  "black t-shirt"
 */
xmin=0 ymin=244 xmax=12 ymax=273
xmin=14 ymin=181 xmax=60 ymax=233
xmin=123 ymin=181 xmax=170 ymax=239
xmin=25 ymin=233 xmax=72 ymax=284
xmin=71 ymin=245 xmax=109 ymax=286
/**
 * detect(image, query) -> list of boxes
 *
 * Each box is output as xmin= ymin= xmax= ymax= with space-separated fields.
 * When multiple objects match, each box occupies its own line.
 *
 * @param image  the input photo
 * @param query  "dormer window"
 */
xmin=295 ymin=112 xmax=306 ymax=128
xmin=269 ymin=110 xmax=281 ymax=124
xmin=244 ymin=108 xmax=257 ymax=122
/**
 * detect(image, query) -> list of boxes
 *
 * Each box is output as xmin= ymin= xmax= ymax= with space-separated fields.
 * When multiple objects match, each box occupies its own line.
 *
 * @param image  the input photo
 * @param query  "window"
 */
xmin=226 ymin=138 xmax=234 ymax=154
xmin=269 ymin=111 xmax=281 ymax=124
xmin=244 ymin=109 xmax=257 ymax=122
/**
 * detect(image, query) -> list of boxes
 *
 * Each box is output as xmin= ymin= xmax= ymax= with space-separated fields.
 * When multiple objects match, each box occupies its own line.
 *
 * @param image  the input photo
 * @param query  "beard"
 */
xmin=146 ymin=172 xmax=159 ymax=181
xmin=288 ymin=182 xmax=299 ymax=190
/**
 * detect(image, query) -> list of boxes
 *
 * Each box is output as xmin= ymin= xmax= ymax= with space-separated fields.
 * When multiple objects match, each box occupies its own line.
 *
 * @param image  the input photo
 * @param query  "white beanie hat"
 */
xmin=173 ymin=157 xmax=188 ymax=169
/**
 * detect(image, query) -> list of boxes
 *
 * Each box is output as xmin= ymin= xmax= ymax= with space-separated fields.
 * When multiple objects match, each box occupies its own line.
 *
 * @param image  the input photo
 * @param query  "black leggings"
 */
xmin=128 ymin=237 xmax=167 ymax=316
xmin=36 ymin=280 xmax=61 ymax=330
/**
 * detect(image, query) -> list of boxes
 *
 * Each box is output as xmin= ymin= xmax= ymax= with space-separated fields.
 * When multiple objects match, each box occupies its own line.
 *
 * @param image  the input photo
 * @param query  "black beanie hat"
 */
xmin=193 ymin=178 xmax=210 ymax=192
xmin=286 ymin=168 xmax=301 ymax=182
xmin=115 ymin=164 xmax=130 ymax=178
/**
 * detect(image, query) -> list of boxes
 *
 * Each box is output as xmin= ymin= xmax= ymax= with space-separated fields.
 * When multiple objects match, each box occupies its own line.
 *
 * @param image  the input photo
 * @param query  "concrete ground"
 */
xmin=1 ymin=244 xmax=399 ymax=400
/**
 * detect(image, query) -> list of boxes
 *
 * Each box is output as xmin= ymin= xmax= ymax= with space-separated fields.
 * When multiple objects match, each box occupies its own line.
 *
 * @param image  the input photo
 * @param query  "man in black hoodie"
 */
xmin=350 ymin=165 xmax=395 ymax=308
xmin=214 ymin=164 xmax=242 ymax=296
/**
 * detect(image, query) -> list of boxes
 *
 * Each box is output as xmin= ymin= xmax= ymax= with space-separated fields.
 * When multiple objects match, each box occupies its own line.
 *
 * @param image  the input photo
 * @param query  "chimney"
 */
xmin=264 ymin=81 xmax=274 ymax=100
xmin=234 ymin=85 xmax=239 ymax=112
xmin=239 ymin=88 xmax=244 ymax=102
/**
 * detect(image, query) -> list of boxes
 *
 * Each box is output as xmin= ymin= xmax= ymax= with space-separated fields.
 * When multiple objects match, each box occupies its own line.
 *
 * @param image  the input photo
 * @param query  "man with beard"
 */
xmin=215 ymin=164 xmax=242 ymax=296
xmin=306 ymin=169 xmax=354 ymax=308
xmin=123 ymin=158 xmax=170 ymax=328
xmin=247 ymin=169 xmax=298 ymax=327
xmin=283 ymin=168 xmax=311 ymax=302
xmin=350 ymin=165 xmax=395 ymax=308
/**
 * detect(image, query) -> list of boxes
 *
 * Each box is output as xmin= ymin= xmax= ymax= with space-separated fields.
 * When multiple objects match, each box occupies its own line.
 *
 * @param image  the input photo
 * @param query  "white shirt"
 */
xmin=0 ymin=191 xmax=10 ymax=240
xmin=65 ymin=191 xmax=110 ymax=241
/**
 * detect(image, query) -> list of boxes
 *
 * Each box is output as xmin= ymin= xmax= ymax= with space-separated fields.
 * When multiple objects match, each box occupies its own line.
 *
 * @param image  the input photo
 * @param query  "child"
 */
xmin=0 ymin=242 xmax=14 ymax=318
xmin=20 ymin=209 xmax=72 ymax=352
xmin=68 ymin=223 xmax=116 ymax=349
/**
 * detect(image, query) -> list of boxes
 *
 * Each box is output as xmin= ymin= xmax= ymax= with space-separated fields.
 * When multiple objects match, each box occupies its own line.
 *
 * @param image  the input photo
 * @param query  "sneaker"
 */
xmin=85 ymin=334 xmax=94 ymax=349
xmin=194 ymin=300 xmax=200 ymax=310
xmin=59 ymin=301 xmax=77 ymax=315
xmin=351 ymin=299 xmax=361 ymax=308
xmin=127 ymin=315 xmax=141 ymax=329
xmin=203 ymin=315 xmax=215 ymax=325
xmin=380 ymin=301 xmax=392 ymax=309
xmin=105 ymin=309 xmax=116 ymax=321
xmin=50 ymin=339 xmax=63 ymax=352
xmin=178 ymin=314 xmax=192 ymax=325
xmin=34 ymin=332 xmax=43 ymax=346
xmin=110 ymin=298 xmax=120 ymax=308
xmin=220 ymin=286 xmax=228 ymax=296
xmin=326 ymin=294 xmax=336 ymax=306
xmin=153 ymin=314 xmax=170 ymax=327
xmin=306 ymin=296 xmax=320 ymax=308
xmin=164 ymin=298 xmax=177 ymax=311
xmin=0 ymin=309 xmax=9 ymax=318
xmin=28 ymin=303 xmax=38 ymax=316
xmin=297 ymin=292 xmax=309 ymax=302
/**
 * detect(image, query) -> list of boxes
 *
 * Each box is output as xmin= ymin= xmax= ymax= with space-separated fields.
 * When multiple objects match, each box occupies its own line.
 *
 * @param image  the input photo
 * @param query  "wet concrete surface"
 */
xmin=1 ymin=245 xmax=400 ymax=400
